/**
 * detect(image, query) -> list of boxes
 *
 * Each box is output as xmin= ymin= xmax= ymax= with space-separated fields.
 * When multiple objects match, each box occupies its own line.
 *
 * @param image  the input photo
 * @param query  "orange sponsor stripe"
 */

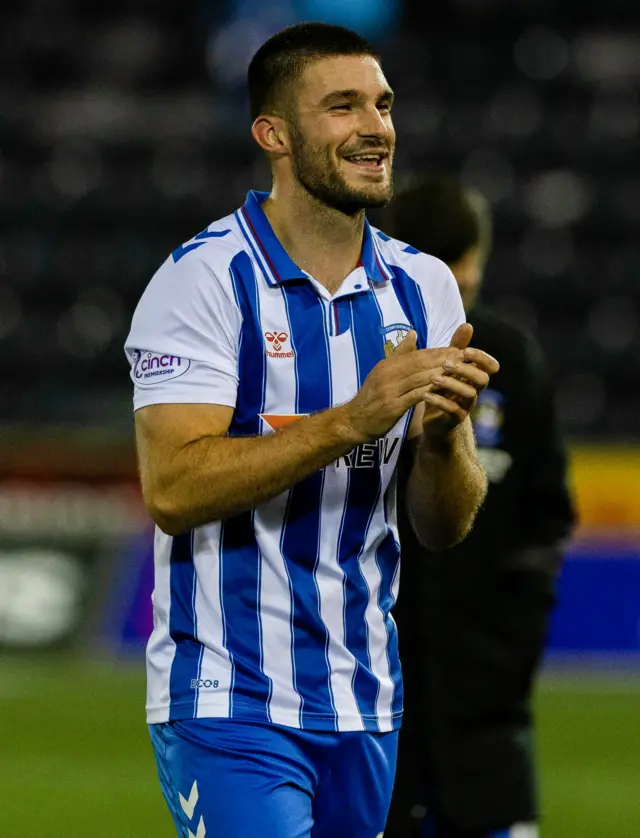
xmin=260 ymin=414 xmax=306 ymax=431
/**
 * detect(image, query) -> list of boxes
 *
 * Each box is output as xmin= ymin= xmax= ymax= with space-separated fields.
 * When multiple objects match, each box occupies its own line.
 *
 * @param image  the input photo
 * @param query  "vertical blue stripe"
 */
xmin=228 ymin=251 xmax=267 ymax=437
xmin=168 ymin=532 xmax=200 ymax=721
xmin=219 ymin=512 xmax=271 ymax=722
xmin=220 ymin=251 xmax=272 ymax=721
xmin=255 ymin=510 xmax=271 ymax=723
xmin=217 ymin=520 xmax=235 ymax=715
xmin=280 ymin=281 xmax=336 ymax=729
xmin=193 ymin=624 xmax=204 ymax=716
xmin=337 ymin=290 xmax=388 ymax=729
xmin=389 ymin=266 xmax=429 ymax=349
xmin=193 ymin=644 xmax=204 ymax=719
xmin=376 ymin=527 xmax=403 ymax=718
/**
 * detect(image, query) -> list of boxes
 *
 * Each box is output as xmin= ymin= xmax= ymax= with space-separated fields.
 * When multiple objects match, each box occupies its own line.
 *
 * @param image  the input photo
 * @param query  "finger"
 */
xmin=423 ymin=391 xmax=468 ymax=422
xmin=392 ymin=329 xmax=418 ymax=355
xmin=399 ymin=383 xmax=470 ymax=417
xmin=449 ymin=323 xmax=473 ymax=350
xmin=399 ymin=382 xmax=450 ymax=414
xmin=397 ymin=364 xmax=475 ymax=397
xmin=462 ymin=347 xmax=500 ymax=374
xmin=431 ymin=374 xmax=478 ymax=401
xmin=396 ymin=367 xmax=445 ymax=396
xmin=442 ymin=361 xmax=490 ymax=389
xmin=394 ymin=346 xmax=464 ymax=374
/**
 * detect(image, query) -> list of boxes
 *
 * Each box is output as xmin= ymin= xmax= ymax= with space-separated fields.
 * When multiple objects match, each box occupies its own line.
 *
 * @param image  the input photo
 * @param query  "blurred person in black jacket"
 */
xmin=384 ymin=175 xmax=575 ymax=838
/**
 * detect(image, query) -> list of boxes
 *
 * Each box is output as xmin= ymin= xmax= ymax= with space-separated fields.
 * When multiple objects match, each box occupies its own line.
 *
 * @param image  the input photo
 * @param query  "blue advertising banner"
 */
xmin=548 ymin=546 xmax=640 ymax=657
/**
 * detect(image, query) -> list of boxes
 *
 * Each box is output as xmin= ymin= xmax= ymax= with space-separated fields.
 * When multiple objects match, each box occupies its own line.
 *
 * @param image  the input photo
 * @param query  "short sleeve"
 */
xmin=124 ymin=252 xmax=242 ymax=411
xmin=423 ymin=258 xmax=466 ymax=349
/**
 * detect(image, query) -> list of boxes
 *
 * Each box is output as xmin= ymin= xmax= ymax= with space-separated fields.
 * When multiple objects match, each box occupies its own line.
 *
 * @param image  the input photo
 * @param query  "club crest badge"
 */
xmin=381 ymin=323 xmax=412 ymax=357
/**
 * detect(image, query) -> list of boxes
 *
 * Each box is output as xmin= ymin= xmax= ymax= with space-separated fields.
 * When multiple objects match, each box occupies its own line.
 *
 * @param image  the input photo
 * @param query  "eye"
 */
xmin=377 ymin=102 xmax=392 ymax=113
xmin=330 ymin=104 xmax=352 ymax=111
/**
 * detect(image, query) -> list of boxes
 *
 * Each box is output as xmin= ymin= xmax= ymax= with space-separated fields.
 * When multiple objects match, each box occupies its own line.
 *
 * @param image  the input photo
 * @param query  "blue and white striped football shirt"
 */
xmin=125 ymin=190 xmax=464 ymax=732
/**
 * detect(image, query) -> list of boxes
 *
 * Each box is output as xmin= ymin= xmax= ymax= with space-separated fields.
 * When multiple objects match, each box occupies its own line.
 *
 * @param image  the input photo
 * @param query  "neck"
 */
xmin=262 ymin=180 xmax=366 ymax=296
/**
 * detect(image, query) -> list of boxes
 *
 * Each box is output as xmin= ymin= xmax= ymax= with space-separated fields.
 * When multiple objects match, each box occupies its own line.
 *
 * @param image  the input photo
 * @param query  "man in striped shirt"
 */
xmin=126 ymin=22 xmax=499 ymax=838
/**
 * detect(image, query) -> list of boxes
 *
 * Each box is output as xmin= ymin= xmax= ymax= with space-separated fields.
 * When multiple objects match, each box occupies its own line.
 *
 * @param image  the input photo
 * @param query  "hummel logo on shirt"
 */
xmin=265 ymin=330 xmax=294 ymax=358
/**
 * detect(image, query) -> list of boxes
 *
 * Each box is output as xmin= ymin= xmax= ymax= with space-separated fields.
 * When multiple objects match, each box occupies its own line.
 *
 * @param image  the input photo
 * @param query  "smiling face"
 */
xmin=285 ymin=55 xmax=396 ymax=213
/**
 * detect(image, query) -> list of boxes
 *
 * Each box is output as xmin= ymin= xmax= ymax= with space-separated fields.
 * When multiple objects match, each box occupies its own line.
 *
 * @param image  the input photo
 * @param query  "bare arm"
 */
xmin=136 ymin=403 xmax=362 ymax=534
xmin=406 ymin=412 xmax=487 ymax=551
xmin=405 ymin=325 xmax=498 ymax=550
xmin=136 ymin=332 xmax=463 ymax=535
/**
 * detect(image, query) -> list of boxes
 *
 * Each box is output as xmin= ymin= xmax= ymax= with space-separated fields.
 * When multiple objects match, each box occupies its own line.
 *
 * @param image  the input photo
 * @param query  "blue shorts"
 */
xmin=149 ymin=718 xmax=398 ymax=838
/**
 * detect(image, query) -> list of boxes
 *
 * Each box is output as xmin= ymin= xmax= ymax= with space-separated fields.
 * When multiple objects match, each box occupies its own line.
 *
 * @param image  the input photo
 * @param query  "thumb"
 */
xmin=449 ymin=323 xmax=473 ymax=350
xmin=393 ymin=329 xmax=418 ymax=354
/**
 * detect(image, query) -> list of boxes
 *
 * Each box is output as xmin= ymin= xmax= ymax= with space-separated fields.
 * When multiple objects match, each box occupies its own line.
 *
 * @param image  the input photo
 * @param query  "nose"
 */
xmin=358 ymin=104 xmax=392 ymax=139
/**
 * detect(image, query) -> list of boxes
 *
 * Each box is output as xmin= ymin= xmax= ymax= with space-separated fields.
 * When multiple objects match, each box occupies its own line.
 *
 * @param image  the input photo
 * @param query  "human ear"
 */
xmin=251 ymin=115 xmax=288 ymax=155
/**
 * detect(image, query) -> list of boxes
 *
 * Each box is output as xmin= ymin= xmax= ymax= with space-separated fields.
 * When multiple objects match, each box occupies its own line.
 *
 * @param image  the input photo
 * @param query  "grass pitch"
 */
xmin=0 ymin=658 xmax=638 ymax=837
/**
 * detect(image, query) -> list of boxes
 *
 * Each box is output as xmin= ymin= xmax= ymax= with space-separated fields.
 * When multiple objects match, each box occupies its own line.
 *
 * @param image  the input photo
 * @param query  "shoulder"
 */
xmin=142 ymin=213 xmax=250 ymax=305
xmin=167 ymin=212 xmax=247 ymax=283
xmin=374 ymin=228 xmax=457 ymax=298
xmin=130 ymin=215 xmax=251 ymax=339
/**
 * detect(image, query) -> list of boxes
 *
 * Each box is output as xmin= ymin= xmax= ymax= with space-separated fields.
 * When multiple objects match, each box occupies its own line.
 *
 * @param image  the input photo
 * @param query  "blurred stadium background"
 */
xmin=1 ymin=0 xmax=639 ymax=836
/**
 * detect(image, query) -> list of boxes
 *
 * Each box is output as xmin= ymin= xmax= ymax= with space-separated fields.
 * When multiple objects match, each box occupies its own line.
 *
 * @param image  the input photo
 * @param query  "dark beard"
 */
xmin=289 ymin=128 xmax=393 ymax=214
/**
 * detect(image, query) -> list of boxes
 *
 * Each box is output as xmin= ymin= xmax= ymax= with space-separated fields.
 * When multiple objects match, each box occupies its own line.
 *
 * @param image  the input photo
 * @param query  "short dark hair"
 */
xmin=389 ymin=174 xmax=487 ymax=265
xmin=247 ymin=22 xmax=380 ymax=121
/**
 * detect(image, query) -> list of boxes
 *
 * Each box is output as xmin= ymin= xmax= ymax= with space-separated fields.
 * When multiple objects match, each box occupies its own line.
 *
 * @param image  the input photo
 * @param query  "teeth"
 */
xmin=349 ymin=155 xmax=381 ymax=163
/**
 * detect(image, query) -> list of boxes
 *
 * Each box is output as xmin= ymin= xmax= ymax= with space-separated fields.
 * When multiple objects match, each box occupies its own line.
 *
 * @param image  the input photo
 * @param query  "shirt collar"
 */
xmin=236 ymin=190 xmax=393 ymax=288
xmin=361 ymin=218 xmax=395 ymax=286
xmin=236 ymin=191 xmax=306 ymax=286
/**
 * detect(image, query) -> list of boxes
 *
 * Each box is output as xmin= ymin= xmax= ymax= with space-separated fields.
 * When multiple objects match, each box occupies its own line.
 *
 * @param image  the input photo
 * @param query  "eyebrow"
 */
xmin=319 ymin=88 xmax=395 ymax=107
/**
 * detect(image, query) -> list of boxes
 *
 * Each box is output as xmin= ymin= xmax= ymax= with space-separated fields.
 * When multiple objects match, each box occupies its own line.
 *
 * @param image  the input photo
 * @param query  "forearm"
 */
xmin=406 ymin=419 xmax=487 ymax=550
xmin=146 ymin=407 xmax=363 ymax=534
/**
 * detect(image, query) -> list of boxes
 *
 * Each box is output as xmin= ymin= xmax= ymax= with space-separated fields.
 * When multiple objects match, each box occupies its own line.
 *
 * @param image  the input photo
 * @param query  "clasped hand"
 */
xmin=419 ymin=323 xmax=499 ymax=436
xmin=344 ymin=323 xmax=499 ymax=443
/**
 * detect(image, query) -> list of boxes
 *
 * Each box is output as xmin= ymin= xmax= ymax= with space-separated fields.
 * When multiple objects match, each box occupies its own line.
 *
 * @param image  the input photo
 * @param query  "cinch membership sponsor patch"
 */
xmin=132 ymin=350 xmax=191 ymax=386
